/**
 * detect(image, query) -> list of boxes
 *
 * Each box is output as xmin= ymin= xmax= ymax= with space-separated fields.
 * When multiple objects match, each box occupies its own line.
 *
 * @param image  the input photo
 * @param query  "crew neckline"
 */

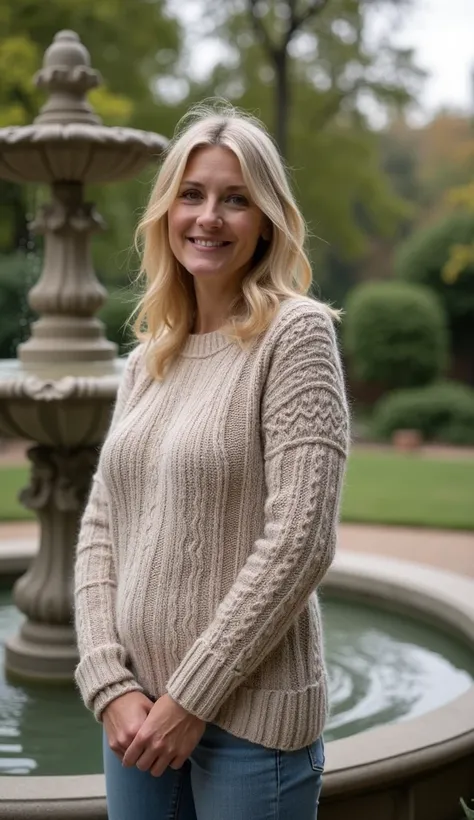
xmin=181 ymin=329 xmax=234 ymax=358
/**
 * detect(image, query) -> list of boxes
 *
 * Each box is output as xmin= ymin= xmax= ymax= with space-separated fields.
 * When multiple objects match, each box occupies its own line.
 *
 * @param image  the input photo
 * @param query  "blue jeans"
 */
xmin=104 ymin=723 xmax=324 ymax=820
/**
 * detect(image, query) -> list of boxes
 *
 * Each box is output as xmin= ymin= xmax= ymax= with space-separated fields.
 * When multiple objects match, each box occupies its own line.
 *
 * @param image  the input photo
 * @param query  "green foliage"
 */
xmin=0 ymin=253 xmax=38 ymax=358
xmin=395 ymin=212 xmax=474 ymax=348
xmin=372 ymin=381 xmax=474 ymax=445
xmin=344 ymin=281 xmax=449 ymax=388
xmin=184 ymin=0 xmax=420 ymax=260
xmin=0 ymin=0 xmax=182 ymax=262
xmin=0 ymin=0 xmax=181 ymax=131
xmin=0 ymin=254 xmax=137 ymax=357
xmin=98 ymin=289 xmax=137 ymax=355
xmin=91 ymin=167 xmax=154 ymax=286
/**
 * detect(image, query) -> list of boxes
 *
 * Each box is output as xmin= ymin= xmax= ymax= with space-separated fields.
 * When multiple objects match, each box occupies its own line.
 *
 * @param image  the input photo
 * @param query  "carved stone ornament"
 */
xmin=0 ymin=374 xmax=119 ymax=401
xmin=35 ymin=30 xmax=101 ymax=125
xmin=20 ymin=445 xmax=98 ymax=513
xmin=31 ymin=200 xmax=105 ymax=235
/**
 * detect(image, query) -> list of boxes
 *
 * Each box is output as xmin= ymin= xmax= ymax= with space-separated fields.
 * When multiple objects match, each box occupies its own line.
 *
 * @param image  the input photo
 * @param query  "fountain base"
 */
xmin=5 ymin=621 xmax=77 ymax=681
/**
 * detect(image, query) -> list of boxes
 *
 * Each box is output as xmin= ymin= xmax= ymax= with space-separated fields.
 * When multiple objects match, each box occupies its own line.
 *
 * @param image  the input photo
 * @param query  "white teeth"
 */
xmin=192 ymin=239 xmax=226 ymax=247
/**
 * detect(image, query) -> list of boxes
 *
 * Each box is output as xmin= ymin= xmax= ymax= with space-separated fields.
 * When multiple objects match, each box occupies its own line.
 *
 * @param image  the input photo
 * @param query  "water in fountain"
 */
xmin=0 ymin=584 xmax=101 ymax=775
xmin=1 ymin=584 xmax=474 ymax=775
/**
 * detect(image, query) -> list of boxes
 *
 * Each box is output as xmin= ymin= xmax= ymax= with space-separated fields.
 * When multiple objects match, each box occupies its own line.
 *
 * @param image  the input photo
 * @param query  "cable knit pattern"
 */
xmin=74 ymin=298 xmax=350 ymax=750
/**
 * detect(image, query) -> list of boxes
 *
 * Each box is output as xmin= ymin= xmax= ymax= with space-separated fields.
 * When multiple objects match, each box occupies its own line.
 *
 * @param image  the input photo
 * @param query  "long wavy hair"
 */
xmin=134 ymin=101 xmax=333 ymax=379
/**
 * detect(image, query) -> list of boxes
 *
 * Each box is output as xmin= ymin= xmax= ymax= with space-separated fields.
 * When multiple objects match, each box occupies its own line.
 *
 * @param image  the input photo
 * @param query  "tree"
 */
xmin=441 ymin=126 xmax=474 ymax=288
xmin=413 ymin=113 xmax=474 ymax=212
xmin=246 ymin=0 xmax=332 ymax=157
xmin=0 ymin=0 xmax=183 ymax=258
xmin=0 ymin=0 xmax=181 ymax=130
xmin=175 ymin=0 xmax=421 ymax=278
xmin=189 ymin=0 xmax=420 ymax=156
xmin=395 ymin=212 xmax=474 ymax=383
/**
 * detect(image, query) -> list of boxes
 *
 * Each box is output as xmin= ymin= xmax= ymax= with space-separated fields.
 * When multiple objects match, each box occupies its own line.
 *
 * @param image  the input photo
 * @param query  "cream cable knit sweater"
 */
xmin=74 ymin=297 xmax=349 ymax=751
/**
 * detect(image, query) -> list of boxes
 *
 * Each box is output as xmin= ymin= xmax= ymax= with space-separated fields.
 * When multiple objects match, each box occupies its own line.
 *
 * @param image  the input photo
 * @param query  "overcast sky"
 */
xmin=391 ymin=0 xmax=473 ymax=117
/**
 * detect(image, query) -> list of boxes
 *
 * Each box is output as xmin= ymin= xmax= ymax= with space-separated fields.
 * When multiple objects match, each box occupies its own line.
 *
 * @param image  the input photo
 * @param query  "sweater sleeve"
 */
xmin=166 ymin=306 xmax=350 ymax=720
xmin=74 ymin=345 xmax=145 ymax=719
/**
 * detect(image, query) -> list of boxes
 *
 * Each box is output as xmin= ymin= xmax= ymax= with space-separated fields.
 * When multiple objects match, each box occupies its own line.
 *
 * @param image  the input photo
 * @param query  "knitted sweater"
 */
xmin=74 ymin=297 xmax=349 ymax=751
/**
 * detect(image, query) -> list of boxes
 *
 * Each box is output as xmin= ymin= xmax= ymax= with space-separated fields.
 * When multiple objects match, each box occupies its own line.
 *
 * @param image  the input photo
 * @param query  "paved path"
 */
xmin=339 ymin=523 xmax=474 ymax=578
xmin=3 ymin=439 xmax=474 ymax=465
xmin=1 ymin=520 xmax=473 ymax=578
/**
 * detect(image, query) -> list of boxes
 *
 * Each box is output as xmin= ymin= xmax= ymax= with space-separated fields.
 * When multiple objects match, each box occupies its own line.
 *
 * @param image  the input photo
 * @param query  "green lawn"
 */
xmin=0 ymin=451 xmax=473 ymax=530
xmin=0 ymin=466 xmax=35 ymax=522
xmin=341 ymin=451 xmax=474 ymax=531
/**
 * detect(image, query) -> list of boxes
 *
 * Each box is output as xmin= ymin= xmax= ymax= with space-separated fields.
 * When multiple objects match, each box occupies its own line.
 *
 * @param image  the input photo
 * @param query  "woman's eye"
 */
xmin=227 ymin=194 xmax=248 ymax=206
xmin=180 ymin=189 xmax=201 ymax=201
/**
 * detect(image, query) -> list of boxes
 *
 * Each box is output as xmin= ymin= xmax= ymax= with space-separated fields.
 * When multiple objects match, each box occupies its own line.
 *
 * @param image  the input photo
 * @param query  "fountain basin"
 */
xmin=0 ymin=358 xmax=127 ymax=446
xmin=0 ymin=546 xmax=473 ymax=818
xmin=0 ymin=125 xmax=167 ymax=184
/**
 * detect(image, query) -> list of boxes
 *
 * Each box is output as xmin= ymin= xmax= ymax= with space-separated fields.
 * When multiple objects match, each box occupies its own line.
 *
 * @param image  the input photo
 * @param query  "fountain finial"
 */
xmin=34 ymin=30 xmax=102 ymax=126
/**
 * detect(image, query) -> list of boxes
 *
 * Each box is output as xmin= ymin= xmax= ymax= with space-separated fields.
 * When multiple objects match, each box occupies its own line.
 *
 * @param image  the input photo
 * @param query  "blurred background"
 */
xmin=1 ymin=0 xmax=473 ymax=533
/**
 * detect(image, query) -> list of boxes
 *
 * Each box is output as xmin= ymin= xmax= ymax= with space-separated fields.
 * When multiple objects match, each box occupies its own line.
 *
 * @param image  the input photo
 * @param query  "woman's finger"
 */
xmin=122 ymin=735 xmax=146 ymax=767
xmin=150 ymin=751 xmax=172 ymax=778
xmin=169 ymin=755 xmax=186 ymax=771
xmin=135 ymin=746 xmax=159 ymax=772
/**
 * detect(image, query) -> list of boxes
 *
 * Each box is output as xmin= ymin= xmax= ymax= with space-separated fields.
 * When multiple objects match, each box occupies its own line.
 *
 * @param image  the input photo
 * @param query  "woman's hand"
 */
xmin=102 ymin=691 xmax=154 ymax=760
xmin=122 ymin=693 xmax=206 ymax=777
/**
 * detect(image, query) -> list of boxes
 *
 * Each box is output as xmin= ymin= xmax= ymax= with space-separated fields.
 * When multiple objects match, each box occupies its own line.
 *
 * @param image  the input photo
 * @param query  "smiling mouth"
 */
xmin=188 ymin=238 xmax=231 ymax=248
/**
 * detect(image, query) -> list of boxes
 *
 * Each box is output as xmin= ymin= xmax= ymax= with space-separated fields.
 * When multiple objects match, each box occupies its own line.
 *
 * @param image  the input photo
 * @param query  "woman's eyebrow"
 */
xmin=180 ymin=180 xmax=248 ymax=192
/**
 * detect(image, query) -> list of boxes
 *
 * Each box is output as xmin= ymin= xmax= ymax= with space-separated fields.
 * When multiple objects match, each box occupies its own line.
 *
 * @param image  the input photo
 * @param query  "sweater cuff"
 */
xmin=93 ymin=679 xmax=145 ymax=722
xmin=75 ymin=643 xmax=143 ymax=720
xmin=166 ymin=638 xmax=245 ymax=720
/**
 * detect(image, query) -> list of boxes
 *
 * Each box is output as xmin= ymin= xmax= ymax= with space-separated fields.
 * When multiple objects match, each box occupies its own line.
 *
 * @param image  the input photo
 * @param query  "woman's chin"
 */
xmin=188 ymin=264 xmax=226 ymax=279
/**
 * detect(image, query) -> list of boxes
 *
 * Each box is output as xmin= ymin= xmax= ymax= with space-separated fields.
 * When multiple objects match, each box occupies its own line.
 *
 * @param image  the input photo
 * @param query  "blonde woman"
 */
xmin=74 ymin=103 xmax=349 ymax=820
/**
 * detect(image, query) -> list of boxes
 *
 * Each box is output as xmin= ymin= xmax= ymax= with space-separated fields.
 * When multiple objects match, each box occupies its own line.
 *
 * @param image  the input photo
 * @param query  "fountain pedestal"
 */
xmin=6 ymin=445 xmax=97 ymax=679
xmin=0 ymin=30 xmax=166 ymax=680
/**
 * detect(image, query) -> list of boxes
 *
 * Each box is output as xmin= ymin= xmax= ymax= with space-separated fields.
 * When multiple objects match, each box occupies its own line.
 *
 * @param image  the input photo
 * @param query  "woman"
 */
xmin=74 ymin=103 xmax=349 ymax=820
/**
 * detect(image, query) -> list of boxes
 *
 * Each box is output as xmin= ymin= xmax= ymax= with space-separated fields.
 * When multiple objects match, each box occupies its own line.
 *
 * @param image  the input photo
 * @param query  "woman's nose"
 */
xmin=196 ymin=202 xmax=223 ymax=229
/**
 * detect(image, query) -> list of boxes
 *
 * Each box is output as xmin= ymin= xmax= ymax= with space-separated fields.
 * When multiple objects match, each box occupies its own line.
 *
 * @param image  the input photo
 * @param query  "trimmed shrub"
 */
xmin=344 ymin=281 xmax=449 ymax=389
xmin=395 ymin=212 xmax=474 ymax=347
xmin=372 ymin=381 xmax=474 ymax=446
xmin=98 ymin=290 xmax=136 ymax=355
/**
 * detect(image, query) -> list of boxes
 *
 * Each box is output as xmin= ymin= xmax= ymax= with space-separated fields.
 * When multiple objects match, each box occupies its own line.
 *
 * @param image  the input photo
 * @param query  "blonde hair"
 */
xmin=134 ymin=101 xmax=333 ymax=378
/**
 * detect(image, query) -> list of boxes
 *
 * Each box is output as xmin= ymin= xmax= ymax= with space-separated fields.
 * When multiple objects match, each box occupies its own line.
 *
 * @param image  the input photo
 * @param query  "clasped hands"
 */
xmin=102 ymin=691 xmax=206 ymax=777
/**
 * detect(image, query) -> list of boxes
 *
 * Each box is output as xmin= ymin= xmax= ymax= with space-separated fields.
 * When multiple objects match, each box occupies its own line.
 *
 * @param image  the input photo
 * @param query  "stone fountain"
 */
xmin=0 ymin=30 xmax=166 ymax=681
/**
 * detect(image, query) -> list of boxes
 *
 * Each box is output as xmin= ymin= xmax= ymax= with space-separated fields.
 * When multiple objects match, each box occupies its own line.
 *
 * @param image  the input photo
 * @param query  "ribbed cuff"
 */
xmin=166 ymin=638 xmax=245 ymax=720
xmin=75 ymin=643 xmax=143 ymax=719
xmin=93 ymin=679 xmax=145 ymax=722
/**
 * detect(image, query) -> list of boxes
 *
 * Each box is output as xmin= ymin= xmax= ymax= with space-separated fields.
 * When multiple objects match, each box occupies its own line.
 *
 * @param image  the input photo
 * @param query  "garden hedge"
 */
xmin=372 ymin=381 xmax=474 ymax=446
xmin=344 ymin=280 xmax=449 ymax=389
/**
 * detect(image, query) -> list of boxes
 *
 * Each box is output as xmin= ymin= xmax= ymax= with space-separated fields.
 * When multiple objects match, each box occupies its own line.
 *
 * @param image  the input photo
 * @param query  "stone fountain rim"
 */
xmin=0 ymin=123 xmax=168 ymax=150
xmin=1 ymin=551 xmax=474 ymax=813
xmin=0 ymin=374 xmax=121 ymax=401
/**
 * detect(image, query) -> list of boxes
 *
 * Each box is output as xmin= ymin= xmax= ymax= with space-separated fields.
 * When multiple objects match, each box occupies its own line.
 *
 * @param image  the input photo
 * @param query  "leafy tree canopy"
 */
xmin=176 ymin=0 xmax=422 ymax=261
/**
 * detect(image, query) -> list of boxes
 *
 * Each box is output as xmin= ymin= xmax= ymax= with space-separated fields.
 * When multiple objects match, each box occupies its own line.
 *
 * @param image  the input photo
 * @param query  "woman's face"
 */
xmin=168 ymin=145 xmax=268 ymax=288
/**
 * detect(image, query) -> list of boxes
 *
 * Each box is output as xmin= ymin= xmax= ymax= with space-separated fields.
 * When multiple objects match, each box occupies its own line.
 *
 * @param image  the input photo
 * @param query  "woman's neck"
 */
xmin=192 ymin=282 xmax=241 ymax=334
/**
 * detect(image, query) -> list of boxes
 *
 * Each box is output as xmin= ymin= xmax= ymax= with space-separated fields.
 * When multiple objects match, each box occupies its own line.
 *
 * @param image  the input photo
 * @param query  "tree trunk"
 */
xmin=274 ymin=48 xmax=289 ymax=159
